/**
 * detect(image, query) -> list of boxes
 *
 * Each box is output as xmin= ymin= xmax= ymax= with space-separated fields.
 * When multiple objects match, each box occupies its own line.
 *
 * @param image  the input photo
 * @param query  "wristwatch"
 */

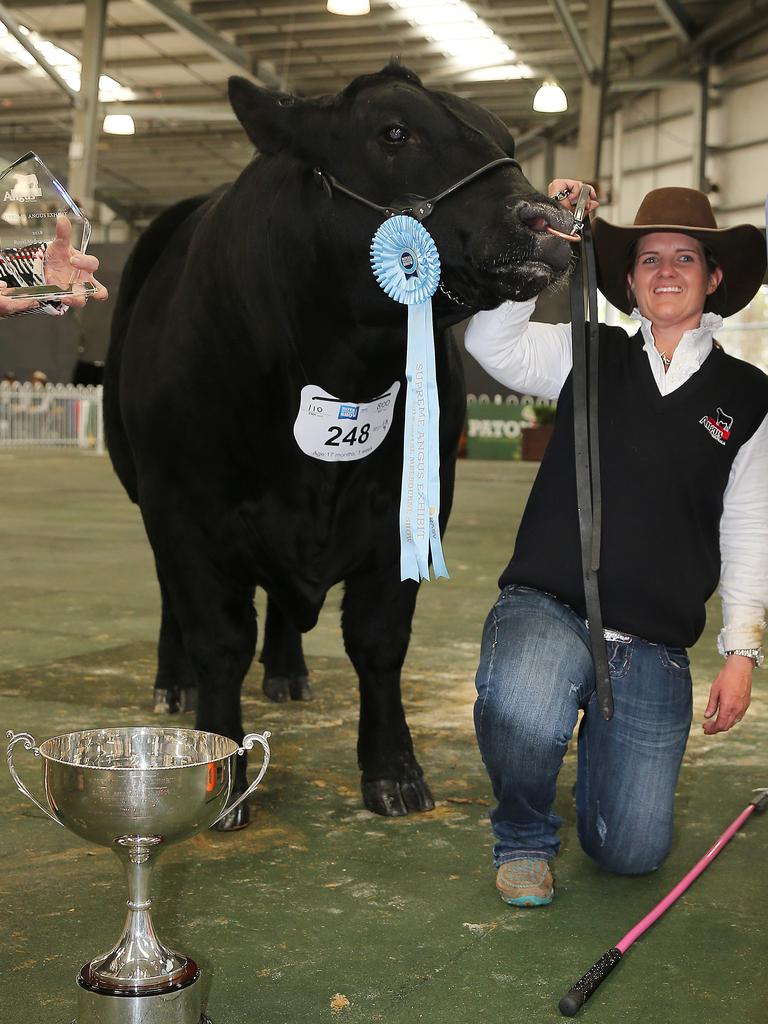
xmin=724 ymin=648 xmax=764 ymax=667
xmin=716 ymin=630 xmax=765 ymax=667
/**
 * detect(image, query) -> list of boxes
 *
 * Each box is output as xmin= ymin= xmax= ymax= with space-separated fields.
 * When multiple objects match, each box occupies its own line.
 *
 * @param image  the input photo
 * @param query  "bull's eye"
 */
xmin=382 ymin=124 xmax=409 ymax=145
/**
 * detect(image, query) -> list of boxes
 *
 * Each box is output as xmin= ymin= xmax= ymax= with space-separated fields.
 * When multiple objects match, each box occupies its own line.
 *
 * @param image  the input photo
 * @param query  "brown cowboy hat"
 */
xmin=592 ymin=187 xmax=766 ymax=317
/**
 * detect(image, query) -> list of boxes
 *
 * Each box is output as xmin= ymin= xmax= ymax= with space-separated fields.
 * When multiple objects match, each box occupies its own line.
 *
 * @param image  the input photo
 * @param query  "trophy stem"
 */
xmin=83 ymin=835 xmax=194 ymax=993
xmin=124 ymin=833 xmax=157 ymax=907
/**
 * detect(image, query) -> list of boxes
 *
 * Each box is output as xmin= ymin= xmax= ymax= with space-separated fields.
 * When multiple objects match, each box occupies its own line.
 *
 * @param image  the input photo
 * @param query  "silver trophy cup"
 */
xmin=6 ymin=726 xmax=271 ymax=1024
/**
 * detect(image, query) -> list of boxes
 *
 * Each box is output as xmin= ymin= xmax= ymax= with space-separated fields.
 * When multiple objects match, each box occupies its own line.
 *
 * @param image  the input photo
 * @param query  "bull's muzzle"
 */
xmin=513 ymin=199 xmax=578 ymax=240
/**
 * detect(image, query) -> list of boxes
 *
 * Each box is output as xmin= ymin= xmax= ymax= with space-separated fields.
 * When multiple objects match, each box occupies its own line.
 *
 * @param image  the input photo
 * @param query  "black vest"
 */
xmin=500 ymin=326 xmax=768 ymax=647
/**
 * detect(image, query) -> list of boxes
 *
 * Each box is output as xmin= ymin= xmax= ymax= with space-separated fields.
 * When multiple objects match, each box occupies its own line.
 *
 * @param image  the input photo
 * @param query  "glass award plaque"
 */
xmin=0 ymin=151 xmax=97 ymax=301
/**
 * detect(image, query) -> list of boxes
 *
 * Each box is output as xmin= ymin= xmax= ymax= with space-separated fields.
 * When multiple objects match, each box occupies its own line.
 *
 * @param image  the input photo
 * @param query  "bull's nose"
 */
xmin=512 ymin=199 xmax=573 ymax=235
xmin=523 ymin=212 xmax=549 ymax=232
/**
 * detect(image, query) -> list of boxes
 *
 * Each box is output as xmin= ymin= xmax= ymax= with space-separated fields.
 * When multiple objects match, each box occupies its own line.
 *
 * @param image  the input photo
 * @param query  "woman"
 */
xmin=466 ymin=183 xmax=768 ymax=907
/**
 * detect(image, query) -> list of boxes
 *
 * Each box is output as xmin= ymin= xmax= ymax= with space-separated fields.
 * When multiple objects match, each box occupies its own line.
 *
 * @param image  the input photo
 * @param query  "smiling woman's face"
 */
xmin=627 ymin=232 xmax=723 ymax=332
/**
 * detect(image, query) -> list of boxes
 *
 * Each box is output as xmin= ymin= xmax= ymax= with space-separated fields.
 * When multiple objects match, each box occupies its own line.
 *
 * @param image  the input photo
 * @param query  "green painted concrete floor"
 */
xmin=1 ymin=451 xmax=766 ymax=1024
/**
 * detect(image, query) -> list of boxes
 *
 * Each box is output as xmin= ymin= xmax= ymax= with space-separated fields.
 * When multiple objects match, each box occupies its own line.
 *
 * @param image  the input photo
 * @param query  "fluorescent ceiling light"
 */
xmin=533 ymin=80 xmax=568 ymax=112
xmin=97 ymin=76 xmax=135 ymax=102
xmin=443 ymin=40 xmax=511 ymax=62
xmin=391 ymin=0 xmax=518 ymax=68
xmin=460 ymin=64 xmax=533 ymax=82
xmin=327 ymin=0 xmax=370 ymax=14
xmin=102 ymin=113 xmax=135 ymax=136
xmin=409 ymin=6 xmax=477 ymax=25
xmin=426 ymin=24 xmax=493 ymax=42
xmin=0 ymin=23 xmax=135 ymax=101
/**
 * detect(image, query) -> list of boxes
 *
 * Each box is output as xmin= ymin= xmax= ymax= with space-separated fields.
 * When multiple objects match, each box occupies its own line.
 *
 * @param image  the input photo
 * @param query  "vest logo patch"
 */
xmin=699 ymin=407 xmax=732 ymax=445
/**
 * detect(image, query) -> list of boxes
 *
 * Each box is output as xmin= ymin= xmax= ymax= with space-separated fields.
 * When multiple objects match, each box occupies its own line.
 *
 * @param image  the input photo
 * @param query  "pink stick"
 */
xmin=616 ymin=803 xmax=756 ymax=954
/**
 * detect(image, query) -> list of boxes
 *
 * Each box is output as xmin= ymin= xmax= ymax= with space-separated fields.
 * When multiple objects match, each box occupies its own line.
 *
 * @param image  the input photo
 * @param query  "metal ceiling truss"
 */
xmin=549 ymin=0 xmax=597 ymax=80
xmin=131 ymin=0 xmax=281 ymax=86
xmin=0 ymin=1 xmax=81 ymax=103
xmin=0 ymin=0 xmax=758 ymax=221
xmin=653 ymin=0 xmax=696 ymax=41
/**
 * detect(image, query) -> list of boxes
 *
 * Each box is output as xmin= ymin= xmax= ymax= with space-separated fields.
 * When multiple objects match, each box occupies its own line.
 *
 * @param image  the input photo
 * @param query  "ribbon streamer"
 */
xmin=370 ymin=215 xmax=448 ymax=582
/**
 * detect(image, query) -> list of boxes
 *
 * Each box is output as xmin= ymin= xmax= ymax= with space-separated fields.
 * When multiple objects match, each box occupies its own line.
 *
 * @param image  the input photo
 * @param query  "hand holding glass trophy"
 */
xmin=0 ymin=151 xmax=99 ymax=309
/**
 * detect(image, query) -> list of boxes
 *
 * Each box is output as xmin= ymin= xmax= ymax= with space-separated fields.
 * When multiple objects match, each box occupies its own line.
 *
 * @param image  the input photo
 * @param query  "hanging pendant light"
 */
xmin=327 ymin=0 xmax=370 ymax=14
xmin=102 ymin=112 xmax=135 ymax=135
xmin=533 ymin=80 xmax=568 ymax=113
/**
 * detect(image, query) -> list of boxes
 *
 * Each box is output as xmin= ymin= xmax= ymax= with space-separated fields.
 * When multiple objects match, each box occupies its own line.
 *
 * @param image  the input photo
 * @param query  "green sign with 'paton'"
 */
xmin=465 ymin=399 xmax=538 ymax=460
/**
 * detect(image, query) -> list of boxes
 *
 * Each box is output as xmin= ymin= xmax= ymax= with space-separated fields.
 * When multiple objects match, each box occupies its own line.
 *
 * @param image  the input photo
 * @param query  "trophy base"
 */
xmin=71 ymin=1018 xmax=211 ymax=1024
xmin=70 ymin=1018 xmax=211 ymax=1024
xmin=75 ymin=967 xmax=209 ymax=1023
xmin=70 ymin=1019 xmax=211 ymax=1024
xmin=4 ymin=281 xmax=98 ymax=301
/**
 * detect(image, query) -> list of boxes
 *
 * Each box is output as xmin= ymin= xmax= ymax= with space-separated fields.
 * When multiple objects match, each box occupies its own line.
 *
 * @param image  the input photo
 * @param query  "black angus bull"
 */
xmin=105 ymin=63 xmax=573 ymax=829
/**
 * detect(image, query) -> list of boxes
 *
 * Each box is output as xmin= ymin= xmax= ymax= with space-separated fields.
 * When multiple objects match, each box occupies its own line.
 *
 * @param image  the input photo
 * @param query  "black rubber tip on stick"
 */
xmin=559 ymin=947 xmax=623 ymax=1016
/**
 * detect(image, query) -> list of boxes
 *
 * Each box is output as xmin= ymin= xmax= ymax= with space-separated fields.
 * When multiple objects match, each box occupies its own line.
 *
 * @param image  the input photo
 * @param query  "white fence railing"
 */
xmin=0 ymin=383 xmax=104 ymax=453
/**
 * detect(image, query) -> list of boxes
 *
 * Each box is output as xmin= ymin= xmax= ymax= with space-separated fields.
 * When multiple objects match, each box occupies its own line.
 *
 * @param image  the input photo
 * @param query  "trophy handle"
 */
xmin=5 ymin=730 xmax=64 ymax=827
xmin=210 ymin=730 xmax=272 ymax=829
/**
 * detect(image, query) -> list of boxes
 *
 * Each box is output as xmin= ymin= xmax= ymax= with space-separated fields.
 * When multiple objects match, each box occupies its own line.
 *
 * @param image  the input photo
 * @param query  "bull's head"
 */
xmin=229 ymin=63 xmax=574 ymax=314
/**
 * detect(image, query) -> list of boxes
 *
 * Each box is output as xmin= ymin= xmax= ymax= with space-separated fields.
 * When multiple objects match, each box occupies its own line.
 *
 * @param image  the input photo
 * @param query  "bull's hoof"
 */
xmin=263 ymin=674 xmax=313 ymax=703
xmin=178 ymin=687 xmax=198 ymax=714
xmin=362 ymin=777 xmax=435 ymax=817
xmin=212 ymin=791 xmax=250 ymax=832
xmin=153 ymin=687 xmax=176 ymax=714
xmin=152 ymin=687 xmax=197 ymax=714
xmin=289 ymin=674 xmax=313 ymax=701
xmin=263 ymin=675 xmax=291 ymax=702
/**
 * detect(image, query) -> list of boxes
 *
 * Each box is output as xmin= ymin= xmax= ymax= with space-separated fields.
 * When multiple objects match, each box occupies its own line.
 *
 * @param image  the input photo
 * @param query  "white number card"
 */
xmin=293 ymin=381 xmax=400 ymax=462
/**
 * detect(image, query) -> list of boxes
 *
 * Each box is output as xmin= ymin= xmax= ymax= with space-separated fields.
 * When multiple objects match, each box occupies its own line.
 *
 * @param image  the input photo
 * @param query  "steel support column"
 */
xmin=543 ymin=132 xmax=556 ymax=193
xmin=692 ymin=64 xmax=709 ymax=192
xmin=610 ymin=107 xmax=622 ymax=216
xmin=574 ymin=0 xmax=612 ymax=188
xmin=68 ymin=0 xmax=107 ymax=216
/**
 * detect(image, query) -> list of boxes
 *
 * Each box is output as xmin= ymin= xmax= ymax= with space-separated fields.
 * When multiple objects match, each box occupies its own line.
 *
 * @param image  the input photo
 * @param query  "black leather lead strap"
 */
xmin=583 ymin=219 xmax=602 ymax=573
xmin=570 ymin=221 xmax=613 ymax=721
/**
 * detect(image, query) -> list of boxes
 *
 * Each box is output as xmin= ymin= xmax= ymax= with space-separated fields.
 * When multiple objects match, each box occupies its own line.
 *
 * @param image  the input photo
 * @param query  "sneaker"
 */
xmin=496 ymin=858 xmax=553 ymax=907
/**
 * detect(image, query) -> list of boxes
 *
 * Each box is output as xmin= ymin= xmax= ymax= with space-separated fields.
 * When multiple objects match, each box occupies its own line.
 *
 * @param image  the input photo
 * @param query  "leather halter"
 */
xmin=570 ymin=218 xmax=613 ymax=721
xmin=313 ymin=157 xmax=521 ymax=222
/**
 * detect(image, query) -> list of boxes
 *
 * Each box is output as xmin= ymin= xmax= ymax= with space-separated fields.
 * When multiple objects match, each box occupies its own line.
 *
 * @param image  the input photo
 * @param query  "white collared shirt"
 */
xmin=464 ymin=298 xmax=768 ymax=653
xmin=632 ymin=308 xmax=724 ymax=394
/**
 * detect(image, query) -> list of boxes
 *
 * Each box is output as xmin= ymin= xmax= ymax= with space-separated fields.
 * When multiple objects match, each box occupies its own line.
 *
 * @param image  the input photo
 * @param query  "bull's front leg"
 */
xmin=341 ymin=573 xmax=434 ymax=817
xmin=260 ymin=594 xmax=312 ymax=702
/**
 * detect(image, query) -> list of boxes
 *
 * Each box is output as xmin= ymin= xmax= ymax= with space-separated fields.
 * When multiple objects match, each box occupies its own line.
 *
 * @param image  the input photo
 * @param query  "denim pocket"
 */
xmin=658 ymin=645 xmax=690 ymax=674
xmin=607 ymin=640 xmax=633 ymax=678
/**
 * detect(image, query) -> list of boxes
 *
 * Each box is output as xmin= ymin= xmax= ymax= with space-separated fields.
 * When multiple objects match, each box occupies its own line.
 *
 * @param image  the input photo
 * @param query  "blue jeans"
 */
xmin=474 ymin=585 xmax=693 ymax=875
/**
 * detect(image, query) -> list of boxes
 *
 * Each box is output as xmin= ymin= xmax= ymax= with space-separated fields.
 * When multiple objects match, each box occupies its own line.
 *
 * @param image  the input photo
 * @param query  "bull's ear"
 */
xmin=228 ymin=76 xmax=328 ymax=161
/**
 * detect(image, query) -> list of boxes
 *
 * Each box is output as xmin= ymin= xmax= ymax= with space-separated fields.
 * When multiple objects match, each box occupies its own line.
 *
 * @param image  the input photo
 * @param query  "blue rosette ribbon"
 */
xmin=371 ymin=215 xmax=448 ymax=583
